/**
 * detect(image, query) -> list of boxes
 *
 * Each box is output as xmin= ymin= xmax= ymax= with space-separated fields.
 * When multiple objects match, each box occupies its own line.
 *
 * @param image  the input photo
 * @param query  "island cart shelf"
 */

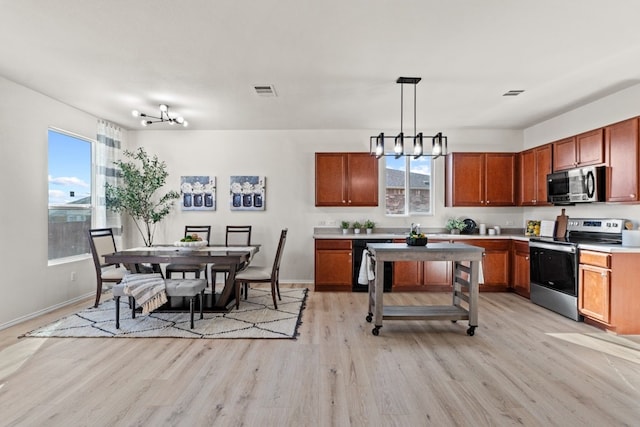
xmin=365 ymin=242 xmax=484 ymax=336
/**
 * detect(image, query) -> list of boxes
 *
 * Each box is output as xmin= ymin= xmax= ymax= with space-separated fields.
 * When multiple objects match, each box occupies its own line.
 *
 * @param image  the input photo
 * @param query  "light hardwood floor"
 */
xmin=1 ymin=286 xmax=639 ymax=426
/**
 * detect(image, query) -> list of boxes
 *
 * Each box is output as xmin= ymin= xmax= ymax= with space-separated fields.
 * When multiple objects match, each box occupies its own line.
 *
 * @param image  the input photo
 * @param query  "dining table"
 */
xmin=104 ymin=245 xmax=260 ymax=312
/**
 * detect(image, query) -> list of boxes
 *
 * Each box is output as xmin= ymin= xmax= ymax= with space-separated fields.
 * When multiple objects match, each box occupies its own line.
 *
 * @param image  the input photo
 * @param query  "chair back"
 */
xmin=270 ymin=229 xmax=288 ymax=279
xmin=88 ymin=228 xmax=119 ymax=269
xmin=185 ymin=225 xmax=211 ymax=244
xmin=225 ymin=225 xmax=252 ymax=246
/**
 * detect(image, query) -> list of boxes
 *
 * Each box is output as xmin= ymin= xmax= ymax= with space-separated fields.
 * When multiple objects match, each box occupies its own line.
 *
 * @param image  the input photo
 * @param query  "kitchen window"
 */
xmin=48 ymin=128 xmax=93 ymax=261
xmin=385 ymin=155 xmax=433 ymax=215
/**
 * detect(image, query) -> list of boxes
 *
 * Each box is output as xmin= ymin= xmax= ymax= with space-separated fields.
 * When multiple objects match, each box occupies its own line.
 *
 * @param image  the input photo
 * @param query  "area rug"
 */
xmin=21 ymin=287 xmax=308 ymax=339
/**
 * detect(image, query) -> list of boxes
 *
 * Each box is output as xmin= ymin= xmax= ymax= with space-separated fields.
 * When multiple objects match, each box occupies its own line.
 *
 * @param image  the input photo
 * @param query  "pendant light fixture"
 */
xmin=370 ymin=77 xmax=447 ymax=159
xmin=132 ymin=104 xmax=189 ymax=127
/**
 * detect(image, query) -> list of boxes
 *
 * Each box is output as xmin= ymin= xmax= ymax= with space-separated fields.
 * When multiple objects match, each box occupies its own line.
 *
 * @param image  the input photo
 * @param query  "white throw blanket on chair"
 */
xmin=358 ymin=249 xmax=375 ymax=285
xmin=120 ymin=273 xmax=167 ymax=314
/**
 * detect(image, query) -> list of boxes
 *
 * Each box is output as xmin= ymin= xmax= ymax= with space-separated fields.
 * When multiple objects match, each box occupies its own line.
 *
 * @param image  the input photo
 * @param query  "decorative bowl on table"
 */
xmin=406 ymin=236 xmax=428 ymax=246
xmin=173 ymin=240 xmax=207 ymax=250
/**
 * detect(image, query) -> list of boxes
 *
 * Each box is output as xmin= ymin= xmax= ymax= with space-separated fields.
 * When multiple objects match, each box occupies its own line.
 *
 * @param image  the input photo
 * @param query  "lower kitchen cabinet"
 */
xmin=511 ymin=240 xmax=530 ymax=298
xmin=458 ymin=239 xmax=510 ymax=291
xmin=315 ymin=239 xmax=352 ymax=291
xmin=578 ymin=250 xmax=640 ymax=334
xmin=392 ymin=239 xmax=452 ymax=291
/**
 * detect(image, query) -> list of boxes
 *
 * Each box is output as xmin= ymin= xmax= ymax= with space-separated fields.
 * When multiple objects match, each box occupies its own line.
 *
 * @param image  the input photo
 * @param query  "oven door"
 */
xmin=529 ymin=241 xmax=578 ymax=296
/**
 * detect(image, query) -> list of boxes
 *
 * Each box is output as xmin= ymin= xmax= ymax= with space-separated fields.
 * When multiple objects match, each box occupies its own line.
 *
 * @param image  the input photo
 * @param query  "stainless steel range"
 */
xmin=529 ymin=218 xmax=626 ymax=321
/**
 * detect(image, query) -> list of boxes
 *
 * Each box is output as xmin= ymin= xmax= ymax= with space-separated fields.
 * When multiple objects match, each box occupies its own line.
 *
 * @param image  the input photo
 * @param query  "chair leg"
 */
xmin=115 ymin=296 xmax=120 ymax=329
xmin=271 ymin=280 xmax=278 ymax=309
xmin=199 ymin=290 xmax=204 ymax=320
xmin=131 ymin=296 xmax=136 ymax=319
xmin=276 ymin=279 xmax=281 ymax=301
xmin=235 ymin=280 xmax=242 ymax=309
xmin=244 ymin=283 xmax=249 ymax=300
xmin=189 ymin=296 xmax=195 ymax=329
xmin=94 ymin=279 xmax=103 ymax=308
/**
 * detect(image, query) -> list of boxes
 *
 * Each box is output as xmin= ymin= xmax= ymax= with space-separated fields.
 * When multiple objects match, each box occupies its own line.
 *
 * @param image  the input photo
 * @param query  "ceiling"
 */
xmin=3 ymin=0 xmax=640 ymax=132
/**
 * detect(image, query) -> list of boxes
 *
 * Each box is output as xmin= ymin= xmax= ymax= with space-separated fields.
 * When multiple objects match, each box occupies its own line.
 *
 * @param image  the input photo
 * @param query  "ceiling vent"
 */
xmin=503 ymin=89 xmax=525 ymax=96
xmin=253 ymin=85 xmax=277 ymax=97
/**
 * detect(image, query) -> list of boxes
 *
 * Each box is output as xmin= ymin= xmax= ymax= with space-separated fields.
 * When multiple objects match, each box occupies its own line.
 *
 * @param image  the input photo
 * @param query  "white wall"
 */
xmin=0 ymin=76 xmax=104 ymax=328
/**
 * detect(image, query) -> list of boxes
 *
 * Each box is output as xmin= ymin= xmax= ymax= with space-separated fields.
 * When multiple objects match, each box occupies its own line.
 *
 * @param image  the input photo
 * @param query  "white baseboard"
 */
xmin=0 ymin=292 xmax=93 ymax=331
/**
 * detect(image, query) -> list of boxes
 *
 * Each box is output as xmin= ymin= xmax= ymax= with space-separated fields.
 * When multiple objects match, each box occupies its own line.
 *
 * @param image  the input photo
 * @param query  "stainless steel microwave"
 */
xmin=546 ymin=165 xmax=605 ymax=204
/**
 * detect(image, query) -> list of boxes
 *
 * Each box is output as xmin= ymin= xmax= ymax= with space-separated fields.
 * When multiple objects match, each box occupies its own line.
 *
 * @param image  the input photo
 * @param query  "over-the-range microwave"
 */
xmin=546 ymin=165 xmax=605 ymax=204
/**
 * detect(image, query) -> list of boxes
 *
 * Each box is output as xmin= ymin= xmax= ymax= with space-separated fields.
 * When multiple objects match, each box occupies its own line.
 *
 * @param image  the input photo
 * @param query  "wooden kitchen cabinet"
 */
xmin=605 ymin=117 xmax=640 ymax=202
xmin=457 ymin=239 xmax=510 ymax=291
xmin=315 ymin=152 xmax=378 ymax=206
xmin=445 ymin=152 xmax=516 ymax=207
xmin=511 ymin=240 xmax=530 ymax=298
xmin=552 ymin=129 xmax=604 ymax=171
xmin=578 ymin=250 xmax=640 ymax=334
xmin=578 ymin=250 xmax=611 ymax=323
xmin=392 ymin=239 xmax=452 ymax=291
xmin=314 ymin=239 xmax=352 ymax=291
xmin=518 ymin=144 xmax=552 ymax=206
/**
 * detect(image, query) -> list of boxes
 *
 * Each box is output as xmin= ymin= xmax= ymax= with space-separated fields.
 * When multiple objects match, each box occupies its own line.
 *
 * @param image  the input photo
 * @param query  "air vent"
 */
xmin=253 ymin=85 xmax=277 ymax=97
xmin=503 ymin=89 xmax=525 ymax=96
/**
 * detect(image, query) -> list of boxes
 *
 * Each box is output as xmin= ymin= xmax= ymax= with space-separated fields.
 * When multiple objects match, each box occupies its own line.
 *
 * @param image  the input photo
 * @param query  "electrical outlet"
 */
xmin=70 ymin=271 xmax=77 ymax=281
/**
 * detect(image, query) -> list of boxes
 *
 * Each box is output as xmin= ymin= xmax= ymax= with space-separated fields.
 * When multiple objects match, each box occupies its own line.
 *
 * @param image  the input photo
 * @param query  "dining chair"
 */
xmin=88 ymin=228 xmax=129 ymax=308
xmin=210 ymin=225 xmax=252 ymax=296
xmin=234 ymin=228 xmax=287 ymax=309
xmin=166 ymin=225 xmax=211 ymax=281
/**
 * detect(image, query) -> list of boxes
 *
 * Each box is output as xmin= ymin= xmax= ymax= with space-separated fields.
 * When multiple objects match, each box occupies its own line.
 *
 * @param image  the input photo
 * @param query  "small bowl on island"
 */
xmin=406 ymin=233 xmax=428 ymax=246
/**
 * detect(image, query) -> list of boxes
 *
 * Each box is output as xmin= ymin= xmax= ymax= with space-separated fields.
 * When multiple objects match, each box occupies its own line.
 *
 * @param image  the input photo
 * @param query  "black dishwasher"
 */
xmin=352 ymin=239 xmax=393 ymax=292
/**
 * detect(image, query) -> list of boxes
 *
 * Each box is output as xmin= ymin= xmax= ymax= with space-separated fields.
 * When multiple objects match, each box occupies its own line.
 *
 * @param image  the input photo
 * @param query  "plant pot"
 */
xmin=354 ymin=229 xmax=361 ymax=234
xmin=342 ymin=229 xmax=349 ymax=234
xmin=366 ymin=228 xmax=373 ymax=234
xmin=450 ymin=229 xmax=461 ymax=235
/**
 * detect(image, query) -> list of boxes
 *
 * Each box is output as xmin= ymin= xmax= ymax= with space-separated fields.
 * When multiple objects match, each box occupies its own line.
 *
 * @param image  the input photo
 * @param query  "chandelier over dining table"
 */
xmin=370 ymin=77 xmax=447 ymax=159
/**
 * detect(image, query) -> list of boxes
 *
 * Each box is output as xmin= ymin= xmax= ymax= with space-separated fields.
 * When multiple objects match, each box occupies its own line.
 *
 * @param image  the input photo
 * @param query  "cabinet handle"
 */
xmin=601 ymin=272 xmax=607 ymax=277
xmin=525 ymin=256 xmax=529 ymax=260
xmin=486 ymin=200 xmax=490 ymax=204
xmin=631 ymin=194 xmax=636 ymax=198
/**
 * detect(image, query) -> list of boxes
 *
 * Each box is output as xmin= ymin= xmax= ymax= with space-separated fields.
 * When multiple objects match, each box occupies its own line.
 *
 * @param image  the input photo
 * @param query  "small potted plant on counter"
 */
xmin=352 ymin=220 xmax=363 ymax=234
xmin=340 ymin=220 xmax=350 ymax=234
xmin=364 ymin=219 xmax=375 ymax=234
xmin=446 ymin=218 xmax=466 ymax=235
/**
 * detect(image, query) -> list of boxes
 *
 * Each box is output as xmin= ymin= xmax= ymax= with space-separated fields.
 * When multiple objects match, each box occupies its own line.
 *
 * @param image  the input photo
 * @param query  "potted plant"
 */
xmin=340 ymin=220 xmax=350 ymax=234
xmin=352 ymin=220 xmax=363 ymax=234
xmin=445 ymin=218 xmax=466 ymax=235
xmin=364 ymin=219 xmax=375 ymax=234
xmin=105 ymin=147 xmax=180 ymax=246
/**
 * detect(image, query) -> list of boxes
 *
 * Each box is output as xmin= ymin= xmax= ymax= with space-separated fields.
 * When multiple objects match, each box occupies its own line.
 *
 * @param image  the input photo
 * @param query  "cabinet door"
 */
xmin=606 ymin=118 xmax=639 ymax=202
xmin=463 ymin=239 xmax=510 ymax=291
xmin=484 ymin=153 xmax=516 ymax=206
xmin=422 ymin=259 xmax=453 ymax=291
xmin=579 ymin=264 xmax=611 ymax=323
xmin=553 ymin=136 xmax=577 ymax=171
xmin=346 ymin=153 xmax=379 ymax=206
xmin=511 ymin=241 xmax=530 ymax=298
xmin=314 ymin=240 xmax=352 ymax=291
xmin=392 ymin=260 xmax=423 ymax=291
xmin=576 ymin=129 xmax=604 ymax=167
xmin=518 ymin=149 xmax=536 ymax=206
xmin=315 ymin=153 xmax=347 ymax=206
xmin=445 ymin=153 xmax=485 ymax=206
xmin=534 ymin=144 xmax=552 ymax=205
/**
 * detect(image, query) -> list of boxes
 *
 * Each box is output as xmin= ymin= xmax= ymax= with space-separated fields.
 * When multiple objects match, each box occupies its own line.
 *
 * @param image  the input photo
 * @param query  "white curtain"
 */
xmin=96 ymin=120 xmax=123 ymax=248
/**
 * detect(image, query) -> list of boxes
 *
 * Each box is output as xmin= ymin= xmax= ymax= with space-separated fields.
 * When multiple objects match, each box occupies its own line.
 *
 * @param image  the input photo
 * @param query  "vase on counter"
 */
xmin=354 ymin=229 xmax=361 ymax=234
xmin=342 ymin=228 xmax=349 ymax=235
xmin=366 ymin=228 xmax=373 ymax=234
xmin=450 ymin=229 xmax=460 ymax=235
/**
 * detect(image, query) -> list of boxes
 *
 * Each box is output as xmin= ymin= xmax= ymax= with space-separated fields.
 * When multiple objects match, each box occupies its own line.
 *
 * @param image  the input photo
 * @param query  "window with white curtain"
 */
xmin=48 ymin=128 xmax=93 ymax=261
xmin=385 ymin=155 xmax=433 ymax=215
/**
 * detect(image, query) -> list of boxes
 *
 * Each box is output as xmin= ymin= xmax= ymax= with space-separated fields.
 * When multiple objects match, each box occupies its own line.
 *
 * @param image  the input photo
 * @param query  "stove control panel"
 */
xmin=567 ymin=218 xmax=626 ymax=234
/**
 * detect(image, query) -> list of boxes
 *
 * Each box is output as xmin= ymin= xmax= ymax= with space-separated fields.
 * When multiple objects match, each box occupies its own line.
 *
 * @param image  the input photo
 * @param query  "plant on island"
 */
xmin=445 ymin=218 xmax=467 ymax=232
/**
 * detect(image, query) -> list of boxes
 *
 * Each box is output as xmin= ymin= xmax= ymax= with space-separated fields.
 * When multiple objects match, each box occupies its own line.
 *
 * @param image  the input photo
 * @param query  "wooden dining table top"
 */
xmin=104 ymin=245 xmax=260 ymax=264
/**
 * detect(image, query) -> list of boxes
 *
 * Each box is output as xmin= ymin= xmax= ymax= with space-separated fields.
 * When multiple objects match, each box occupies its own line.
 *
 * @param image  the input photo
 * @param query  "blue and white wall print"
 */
xmin=180 ymin=175 xmax=216 ymax=211
xmin=230 ymin=176 xmax=265 ymax=211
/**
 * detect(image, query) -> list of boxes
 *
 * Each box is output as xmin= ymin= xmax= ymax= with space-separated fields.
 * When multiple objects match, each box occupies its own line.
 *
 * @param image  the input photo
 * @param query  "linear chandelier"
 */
xmin=370 ymin=77 xmax=447 ymax=159
xmin=132 ymin=104 xmax=189 ymax=127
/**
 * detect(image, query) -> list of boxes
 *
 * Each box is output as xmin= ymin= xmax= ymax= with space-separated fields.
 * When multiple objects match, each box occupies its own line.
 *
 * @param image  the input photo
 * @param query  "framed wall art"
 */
xmin=180 ymin=175 xmax=216 ymax=211
xmin=230 ymin=175 xmax=265 ymax=211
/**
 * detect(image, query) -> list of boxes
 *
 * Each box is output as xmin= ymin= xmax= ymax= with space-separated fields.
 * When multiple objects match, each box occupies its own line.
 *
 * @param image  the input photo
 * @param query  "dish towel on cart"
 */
xmin=358 ymin=249 xmax=375 ymax=285
xmin=120 ymin=273 xmax=168 ymax=314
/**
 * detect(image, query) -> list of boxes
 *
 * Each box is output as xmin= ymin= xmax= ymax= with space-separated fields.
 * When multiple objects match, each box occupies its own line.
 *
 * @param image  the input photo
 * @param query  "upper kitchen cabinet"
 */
xmin=518 ymin=144 xmax=552 ymax=206
xmin=552 ymin=129 xmax=604 ymax=171
xmin=315 ymin=152 xmax=379 ymax=206
xmin=445 ymin=152 xmax=516 ymax=207
xmin=605 ymin=117 xmax=639 ymax=203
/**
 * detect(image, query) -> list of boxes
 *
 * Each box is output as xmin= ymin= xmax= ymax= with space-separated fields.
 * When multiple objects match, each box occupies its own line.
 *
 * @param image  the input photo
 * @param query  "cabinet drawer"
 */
xmin=580 ymin=250 xmax=610 ymax=268
xmin=315 ymin=239 xmax=352 ymax=250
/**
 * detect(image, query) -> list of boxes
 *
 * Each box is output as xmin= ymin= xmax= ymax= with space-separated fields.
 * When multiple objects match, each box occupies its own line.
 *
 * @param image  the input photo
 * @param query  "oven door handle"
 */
xmin=529 ymin=241 xmax=576 ymax=253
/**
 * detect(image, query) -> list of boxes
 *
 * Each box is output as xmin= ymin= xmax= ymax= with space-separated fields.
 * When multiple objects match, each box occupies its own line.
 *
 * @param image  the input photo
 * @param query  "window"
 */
xmin=48 ymin=128 xmax=93 ymax=261
xmin=385 ymin=155 xmax=433 ymax=215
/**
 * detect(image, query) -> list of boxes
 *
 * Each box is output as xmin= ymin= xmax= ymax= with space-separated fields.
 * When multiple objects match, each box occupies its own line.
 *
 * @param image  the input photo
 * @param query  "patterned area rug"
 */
xmin=22 ymin=287 xmax=308 ymax=339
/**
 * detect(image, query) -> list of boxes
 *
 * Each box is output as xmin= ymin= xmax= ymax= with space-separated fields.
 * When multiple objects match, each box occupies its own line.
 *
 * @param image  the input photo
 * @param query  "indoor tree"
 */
xmin=105 ymin=147 xmax=180 ymax=246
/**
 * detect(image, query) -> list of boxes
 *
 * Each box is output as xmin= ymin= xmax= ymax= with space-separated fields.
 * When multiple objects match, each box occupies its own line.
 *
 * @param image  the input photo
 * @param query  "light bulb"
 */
xmin=432 ymin=143 xmax=441 ymax=156
xmin=159 ymin=104 xmax=168 ymax=112
xmin=182 ymin=121 xmax=189 ymax=127
xmin=176 ymin=117 xmax=184 ymax=124
xmin=141 ymin=120 xmax=148 ymax=126
xmin=132 ymin=110 xmax=140 ymax=117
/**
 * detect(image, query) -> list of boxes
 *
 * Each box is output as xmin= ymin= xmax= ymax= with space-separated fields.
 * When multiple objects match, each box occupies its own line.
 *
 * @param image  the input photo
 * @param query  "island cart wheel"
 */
xmin=366 ymin=313 xmax=373 ymax=323
xmin=467 ymin=326 xmax=476 ymax=336
xmin=372 ymin=326 xmax=381 ymax=336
